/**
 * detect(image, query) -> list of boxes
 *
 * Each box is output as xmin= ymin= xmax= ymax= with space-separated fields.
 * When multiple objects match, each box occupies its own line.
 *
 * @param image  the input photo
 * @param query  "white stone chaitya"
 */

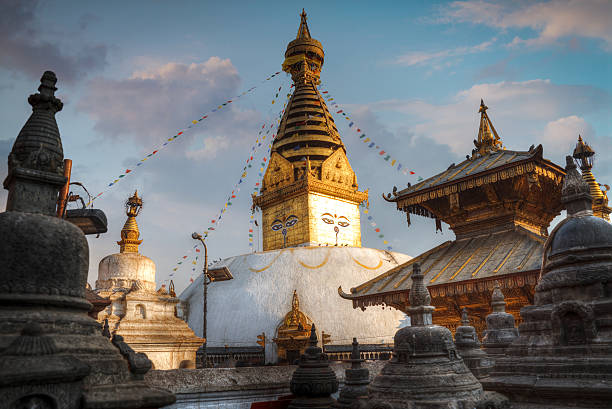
xmin=95 ymin=191 xmax=204 ymax=369
xmin=179 ymin=246 xmax=410 ymax=363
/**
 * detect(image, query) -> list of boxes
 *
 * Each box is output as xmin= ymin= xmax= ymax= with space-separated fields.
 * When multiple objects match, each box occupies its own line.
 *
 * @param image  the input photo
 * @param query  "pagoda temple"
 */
xmin=340 ymin=100 xmax=566 ymax=334
xmin=253 ymin=9 xmax=368 ymax=250
xmin=179 ymin=11 xmax=410 ymax=365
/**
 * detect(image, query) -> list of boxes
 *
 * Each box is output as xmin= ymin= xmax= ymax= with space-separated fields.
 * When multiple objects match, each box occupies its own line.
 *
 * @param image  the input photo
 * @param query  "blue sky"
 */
xmin=1 ymin=0 xmax=611 ymax=292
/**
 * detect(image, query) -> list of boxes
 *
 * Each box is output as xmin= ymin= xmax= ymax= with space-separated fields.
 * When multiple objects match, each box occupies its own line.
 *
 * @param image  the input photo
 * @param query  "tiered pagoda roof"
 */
xmin=340 ymin=100 xmax=566 ymax=334
xmin=254 ymin=10 xmax=367 ymax=209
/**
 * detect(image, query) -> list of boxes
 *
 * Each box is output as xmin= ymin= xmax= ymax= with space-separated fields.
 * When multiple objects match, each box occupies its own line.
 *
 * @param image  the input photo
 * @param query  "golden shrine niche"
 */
xmin=273 ymin=290 xmax=313 ymax=364
xmin=253 ymin=10 xmax=368 ymax=251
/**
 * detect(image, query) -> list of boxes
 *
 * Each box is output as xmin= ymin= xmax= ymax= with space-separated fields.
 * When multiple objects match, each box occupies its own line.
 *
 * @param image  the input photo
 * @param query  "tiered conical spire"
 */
xmin=272 ymin=10 xmax=350 ymax=182
xmin=117 ymin=191 xmax=143 ymax=253
xmin=473 ymin=99 xmax=502 ymax=157
xmin=573 ymin=135 xmax=610 ymax=221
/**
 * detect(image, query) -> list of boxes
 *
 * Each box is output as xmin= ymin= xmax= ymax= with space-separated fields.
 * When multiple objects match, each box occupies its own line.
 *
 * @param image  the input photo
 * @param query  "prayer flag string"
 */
xmin=86 ymin=71 xmax=283 ymax=207
xmin=318 ymin=86 xmax=424 ymax=182
xmin=360 ymin=203 xmax=393 ymax=251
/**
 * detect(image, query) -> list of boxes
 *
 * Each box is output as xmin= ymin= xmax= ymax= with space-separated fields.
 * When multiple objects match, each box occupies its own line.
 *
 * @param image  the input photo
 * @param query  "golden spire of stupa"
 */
xmin=117 ymin=190 xmax=143 ymax=253
xmin=573 ymin=135 xmax=611 ymax=221
xmin=473 ymin=99 xmax=503 ymax=157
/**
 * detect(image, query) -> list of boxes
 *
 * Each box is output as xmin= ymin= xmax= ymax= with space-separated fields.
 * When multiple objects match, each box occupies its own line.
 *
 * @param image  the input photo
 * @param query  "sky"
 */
xmin=1 ymin=0 xmax=611 ymax=293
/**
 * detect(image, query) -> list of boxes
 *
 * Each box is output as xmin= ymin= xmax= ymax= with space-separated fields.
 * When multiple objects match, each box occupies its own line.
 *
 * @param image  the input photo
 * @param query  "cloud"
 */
xmin=78 ymin=57 xmax=246 ymax=145
xmin=395 ymin=39 xmax=495 ymax=67
xmin=369 ymin=79 xmax=610 ymax=160
xmin=0 ymin=0 xmax=108 ymax=82
xmin=185 ymin=135 xmax=231 ymax=160
xmin=444 ymin=0 xmax=612 ymax=50
xmin=542 ymin=115 xmax=593 ymax=149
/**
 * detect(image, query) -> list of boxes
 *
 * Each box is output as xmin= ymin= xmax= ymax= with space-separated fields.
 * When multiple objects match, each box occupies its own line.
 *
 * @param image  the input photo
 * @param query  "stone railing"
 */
xmin=324 ymin=344 xmax=393 ymax=362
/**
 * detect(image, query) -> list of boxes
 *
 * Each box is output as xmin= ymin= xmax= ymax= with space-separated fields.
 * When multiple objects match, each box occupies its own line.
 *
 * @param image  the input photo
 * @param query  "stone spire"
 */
xmin=117 ymin=191 xmax=143 ymax=253
xmin=0 ymin=71 xmax=175 ymax=407
xmin=454 ymin=308 xmax=491 ymax=379
xmin=482 ymin=153 xmax=612 ymax=408
xmin=482 ymin=282 xmax=518 ymax=359
xmin=573 ymin=135 xmax=611 ymax=220
xmin=288 ymin=324 xmax=339 ymax=409
xmin=362 ymin=263 xmax=483 ymax=409
xmin=333 ymin=338 xmax=369 ymax=409
xmin=408 ymin=263 xmax=434 ymax=325
xmin=472 ymin=99 xmax=502 ymax=157
xmin=3 ymin=71 xmax=66 ymax=215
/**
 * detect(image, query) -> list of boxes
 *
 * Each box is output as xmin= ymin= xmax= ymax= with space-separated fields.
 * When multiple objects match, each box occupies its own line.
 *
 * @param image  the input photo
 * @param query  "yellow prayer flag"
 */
xmin=383 ymin=240 xmax=388 ymax=244
xmin=391 ymin=160 xmax=396 ymax=166
xmin=192 ymin=120 xmax=197 ymax=124
xmin=192 ymin=261 xmax=197 ymax=265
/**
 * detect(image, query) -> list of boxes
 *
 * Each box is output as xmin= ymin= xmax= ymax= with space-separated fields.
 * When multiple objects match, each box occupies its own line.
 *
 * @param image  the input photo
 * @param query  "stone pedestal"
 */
xmin=482 ymin=156 xmax=612 ymax=408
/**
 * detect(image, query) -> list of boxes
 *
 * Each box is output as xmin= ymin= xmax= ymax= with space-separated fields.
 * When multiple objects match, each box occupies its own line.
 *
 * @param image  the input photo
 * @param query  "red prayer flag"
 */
xmin=375 ymin=228 xmax=380 ymax=233
xmin=125 ymin=169 xmax=131 ymax=173
xmin=410 ymin=171 xmax=416 ymax=175
xmin=357 ymin=129 xmax=361 ymax=132
xmin=152 ymin=150 xmax=158 ymax=154
xmin=196 ymin=249 xmax=200 ymax=253
xmin=178 ymin=132 xmax=183 ymax=135
xmin=202 ymin=115 xmax=208 ymax=119
xmin=183 ymin=256 xmax=187 ymax=259
xmin=190 ymin=278 xmax=194 ymax=283
xmin=322 ymin=91 xmax=328 ymax=94
xmin=379 ymin=151 xmax=385 ymax=155
xmin=211 ymin=220 xmax=216 ymax=223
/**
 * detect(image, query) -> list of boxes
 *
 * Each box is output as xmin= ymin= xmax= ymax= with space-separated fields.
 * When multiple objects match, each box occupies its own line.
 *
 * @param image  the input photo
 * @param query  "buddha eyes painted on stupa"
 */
xmin=321 ymin=213 xmax=350 ymax=227
xmin=271 ymin=215 xmax=299 ymax=231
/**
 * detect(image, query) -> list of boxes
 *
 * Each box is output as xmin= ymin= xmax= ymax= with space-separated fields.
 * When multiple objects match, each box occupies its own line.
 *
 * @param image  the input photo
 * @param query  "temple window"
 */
xmin=135 ymin=304 xmax=146 ymax=319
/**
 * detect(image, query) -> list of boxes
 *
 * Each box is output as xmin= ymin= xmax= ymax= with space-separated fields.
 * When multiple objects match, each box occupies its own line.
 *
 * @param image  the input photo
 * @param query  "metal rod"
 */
xmin=192 ymin=232 xmax=209 ymax=367
xmin=56 ymin=159 xmax=72 ymax=217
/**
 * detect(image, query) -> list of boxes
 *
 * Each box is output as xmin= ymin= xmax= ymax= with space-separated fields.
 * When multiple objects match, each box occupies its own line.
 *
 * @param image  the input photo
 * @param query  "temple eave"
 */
xmin=254 ymin=178 xmax=368 ymax=209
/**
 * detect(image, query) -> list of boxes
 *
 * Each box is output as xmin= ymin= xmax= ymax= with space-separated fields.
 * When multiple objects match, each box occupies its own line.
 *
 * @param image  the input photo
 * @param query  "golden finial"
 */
xmin=573 ymin=135 xmax=610 ymax=220
xmin=473 ymin=99 xmax=502 ymax=157
xmin=117 ymin=191 xmax=143 ymax=253
xmin=297 ymin=9 xmax=311 ymax=39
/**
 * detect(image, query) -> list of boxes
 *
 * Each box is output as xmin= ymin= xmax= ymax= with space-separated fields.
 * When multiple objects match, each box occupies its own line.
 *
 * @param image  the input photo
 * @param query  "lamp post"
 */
xmin=192 ymin=232 xmax=209 ymax=368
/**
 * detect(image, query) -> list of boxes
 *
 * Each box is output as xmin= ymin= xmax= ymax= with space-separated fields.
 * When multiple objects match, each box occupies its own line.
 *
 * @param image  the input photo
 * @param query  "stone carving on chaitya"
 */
xmin=0 ymin=71 xmax=174 ymax=408
xmin=333 ymin=338 xmax=369 ymax=409
xmin=482 ymin=156 xmax=612 ymax=408
xmin=95 ymin=191 xmax=204 ymax=369
xmin=273 ymin=290 xmax=313 ymax=363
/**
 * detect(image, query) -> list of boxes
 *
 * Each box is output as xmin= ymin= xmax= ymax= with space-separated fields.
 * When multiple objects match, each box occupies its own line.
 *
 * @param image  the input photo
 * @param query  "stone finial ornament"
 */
xmin=333 ymin=338 xmax=369 ymax=409
xmin=408 ymin=263 xmax=434 ymax=326
xmin=4 ymin=71 xmax=66 ymax=215
xmin=362 ymin=262 xmax=483 ymax=409
xmin=482 ymin=152 xmax=612 ymax=408
xmin=454 ymin=308 xmax=491 ymax=379
xmin=288 ymin=324 xmax=339 ymax=409
xmin=482 ymin=282 xmax=518 ymax=359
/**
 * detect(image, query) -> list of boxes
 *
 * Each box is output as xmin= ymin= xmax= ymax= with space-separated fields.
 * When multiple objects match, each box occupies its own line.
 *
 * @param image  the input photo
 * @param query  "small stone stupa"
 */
xmin=95 ymin=192 xmax=204 ymax=369
xmin=0 ymin=71 xmax=174 ymax=408
xmin=333 ymin=338 xmax=369 ymax=409
xmin=481 ymin=282 xmax=518 ymax=359
xmin=454 ymin=308 xmax=491 ymax=379
xmin=483 ymin=156 xmax=612 ymax=408
xmin=363 ymin=263 xmax=483 ymax=409
xmin=288 ymin=324 xmax=339 ymax=409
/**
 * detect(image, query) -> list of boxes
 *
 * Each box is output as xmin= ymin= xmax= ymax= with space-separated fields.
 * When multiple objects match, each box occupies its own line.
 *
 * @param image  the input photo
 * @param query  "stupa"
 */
xmin=362 ymin=263 xmax=483 ymax=409
xmin=481 ymin=282 xmax=518 ymax=359
xmin=0 ymin=71 xmax=174 ymax=408
xmin=482 ymin=156 xmax=612 ymax=408
xmin=572 ymin=135 xmax=611 ymax=221
xmin=454 ymin=308 xmax=490 ymax=379
xmin=332 ymin=338 xmax=370 ymax=409
xmin=95 ymin=191 xmax=204 ymax=369
xmin=179 ymin=10 xmax=410 ymax=364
